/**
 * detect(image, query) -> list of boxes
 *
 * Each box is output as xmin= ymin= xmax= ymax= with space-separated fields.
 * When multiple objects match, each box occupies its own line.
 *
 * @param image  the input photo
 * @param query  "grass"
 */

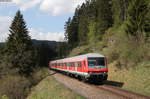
xmin=108 ymin=61 xmax=150 ymax=96
xmin=27 ymin=76 xmax=84 ymax=99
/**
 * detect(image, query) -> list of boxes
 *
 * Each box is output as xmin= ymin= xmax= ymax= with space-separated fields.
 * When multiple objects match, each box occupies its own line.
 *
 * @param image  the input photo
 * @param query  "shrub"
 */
xmin=0 ymin=75 xmax=31 ymax=99
xmin=30 ymin=68 xmax=49 ymax=86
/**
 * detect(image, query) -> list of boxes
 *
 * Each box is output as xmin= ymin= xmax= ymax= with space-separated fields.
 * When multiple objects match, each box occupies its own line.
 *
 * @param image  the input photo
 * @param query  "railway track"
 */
xmin=84 ymin=81 xmax=150 ymax=99
xmin=49 ymin=71 xmax=150 ymax=99
xmin=98 ymin=85 xmax=150 ymax=99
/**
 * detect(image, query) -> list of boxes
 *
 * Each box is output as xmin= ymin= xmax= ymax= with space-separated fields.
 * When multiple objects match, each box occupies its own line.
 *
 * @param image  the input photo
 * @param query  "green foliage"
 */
xmin=64 ymin=12 xmax=79 ymax=49
xmin=35 ymin=42 xmax=56 ymax=67
xmin=112 ymin=0 xmax=129 ymax=26
xmin=103 ymin=25 xmax=150 ymax=69
xmin=125 ymin=0 xmax=149 ymax=42
xmin=3 ymin=10 xmax=35 ymax=76
xmin=64 ymin=0 xmax=113 ymax=50
xmin=96 ymin=0 xmax=113 ymax=38
xmin=88 ymin=21 xmax=97 ymax=44
xmin=30 ymin=68 xmax=49 ymax=85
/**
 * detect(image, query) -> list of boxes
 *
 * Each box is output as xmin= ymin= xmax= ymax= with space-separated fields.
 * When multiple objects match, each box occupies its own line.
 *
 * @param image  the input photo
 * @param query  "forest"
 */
xmin=64 ymin=0 xmax=150 ymax=69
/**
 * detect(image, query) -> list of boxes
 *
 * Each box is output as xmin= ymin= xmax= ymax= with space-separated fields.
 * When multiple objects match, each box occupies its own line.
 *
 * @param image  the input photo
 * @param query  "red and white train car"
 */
xmin=49 ymin=53 xmax=108 ymax=81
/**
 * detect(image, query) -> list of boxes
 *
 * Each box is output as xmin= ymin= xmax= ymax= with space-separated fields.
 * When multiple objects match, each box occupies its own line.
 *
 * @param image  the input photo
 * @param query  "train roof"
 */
xmin=72 ymin=53 xmax=105 ymax=59
xmin=51 ymin=53 xmax=105 ymax=63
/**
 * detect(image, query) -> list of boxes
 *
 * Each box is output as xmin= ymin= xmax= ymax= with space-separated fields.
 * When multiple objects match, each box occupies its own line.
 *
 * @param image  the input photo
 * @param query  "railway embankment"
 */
xmin=27 ymin=71 xmax=84 ymax=99
xmin=27 ymin=70 xmax=150 ymax=99
xmin=53 ymin=72 xmax=150 ymax=99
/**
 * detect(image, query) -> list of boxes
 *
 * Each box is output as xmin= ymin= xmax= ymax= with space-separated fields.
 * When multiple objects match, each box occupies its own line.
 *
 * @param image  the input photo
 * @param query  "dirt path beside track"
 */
xmin=51 ymin=72 xmax=127 ymax=99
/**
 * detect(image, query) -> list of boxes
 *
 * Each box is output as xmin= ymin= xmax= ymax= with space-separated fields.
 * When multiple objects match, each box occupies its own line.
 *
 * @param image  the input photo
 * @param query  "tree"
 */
xmin=4 ymin=10 xmax=35 ymax=76
xmin=64 ymin=8 xmax=79 ymax=49
xmin=96 ymin=0 xmax=113 ymax=39
xmin=112 ymin=0 xmax=129 ymax=26
xmin=125 ymin=0 xmax=149 ymax=42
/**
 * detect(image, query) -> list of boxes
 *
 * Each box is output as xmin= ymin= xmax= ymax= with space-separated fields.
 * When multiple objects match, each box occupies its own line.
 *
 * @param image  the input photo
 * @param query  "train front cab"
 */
xmin=86 ymin=57 xmax=108 ymax=81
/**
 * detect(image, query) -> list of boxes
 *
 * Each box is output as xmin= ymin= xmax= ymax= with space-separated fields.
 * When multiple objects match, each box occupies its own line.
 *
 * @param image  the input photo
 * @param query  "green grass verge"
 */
xmin=27 ymin=76 xmax=84 ymax=99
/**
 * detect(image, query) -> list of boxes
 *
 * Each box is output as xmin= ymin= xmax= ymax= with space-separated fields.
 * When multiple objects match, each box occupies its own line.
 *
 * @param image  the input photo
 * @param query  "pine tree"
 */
xmin=125 ymin=0 xmax=149 ymax=42
xmin=96 ymin=0 xmax=113 ymax=39
xmin=65 ymin=8 xmax=79 ymax=49
xmin=5 ymin=10 xmax=35 ymax=76
xmin=112 ymin=0 xmax=129 ymax=26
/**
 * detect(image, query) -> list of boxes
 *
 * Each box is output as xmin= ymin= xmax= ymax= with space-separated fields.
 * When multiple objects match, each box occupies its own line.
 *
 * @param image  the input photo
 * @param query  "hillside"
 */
xmin=61 ymin=0 xmax=150 ymax=96
xmin=68 ymin=46 xmax=150 ymax=96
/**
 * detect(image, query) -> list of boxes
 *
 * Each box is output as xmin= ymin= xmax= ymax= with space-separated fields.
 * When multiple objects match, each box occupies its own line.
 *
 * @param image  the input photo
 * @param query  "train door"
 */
xmin=67 ymin=63 xmax=69 ymax=70
xmin=75 ymin=62 xmax=78 ymax=71
xmin=82 ymin=60 xmax=86 ymax=72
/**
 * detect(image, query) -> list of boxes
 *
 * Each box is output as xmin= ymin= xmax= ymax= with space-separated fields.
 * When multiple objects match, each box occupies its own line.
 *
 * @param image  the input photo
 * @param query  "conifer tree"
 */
xmin=125 ymin=0 xmax=149 ymax=42
xmin=112 ymin=0 xmax=129 ymax=26
xmin=96 ymin=0 xmax=113 ymax=39
xmin=65 ymin=8 xmax=79 ymax=48
xmin=5 ymin=10 xmax=35 ymax=76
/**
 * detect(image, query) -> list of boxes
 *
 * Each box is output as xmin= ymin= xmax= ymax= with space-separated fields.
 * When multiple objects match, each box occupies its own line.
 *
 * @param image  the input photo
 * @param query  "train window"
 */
xmin=63 ymin=63 xmax=65 ymax=67
xmin=75 ymin=62 xmax=78 ymax=67
xmin=67 ymin=63 xmax=69 ymax=67
xmin=72 ymin=62 xmax=75 ymax=67
xmin=83 ymin=61 xmax=86 ymax=66
xmin=69 ymin=63 xmax=71 ymax=67
xmin=66 ymin=63 xmax=67 ymax=67
xmin=78 ymin=62 xmax=82 ymax=67
xmin=88 ymin=57 xmax=105 ymax=67
xmin=70 ymin=62 xmax=74 ymax=67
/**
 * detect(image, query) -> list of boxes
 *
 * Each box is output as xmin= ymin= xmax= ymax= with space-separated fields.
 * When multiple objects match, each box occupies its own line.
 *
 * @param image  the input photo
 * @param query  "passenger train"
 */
xmin=49 ymin=53 xmax=108 ymax=81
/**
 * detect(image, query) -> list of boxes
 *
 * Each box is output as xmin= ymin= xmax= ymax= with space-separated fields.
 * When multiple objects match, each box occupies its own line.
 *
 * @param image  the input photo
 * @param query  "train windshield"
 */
xmin=88 ymin=57 xmax=105 ymax=68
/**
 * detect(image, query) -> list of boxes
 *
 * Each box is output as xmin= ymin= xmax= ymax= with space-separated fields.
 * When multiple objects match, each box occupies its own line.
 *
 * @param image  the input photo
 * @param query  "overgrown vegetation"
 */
xmin=64 ymin=0 xmax=150 ymax=69
xmin=108 ymin=61 xmax=150 ymax=96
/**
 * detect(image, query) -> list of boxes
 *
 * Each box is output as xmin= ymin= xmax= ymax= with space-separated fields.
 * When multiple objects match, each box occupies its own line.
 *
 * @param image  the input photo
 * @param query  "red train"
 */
xmin=49 ymin=53 xmax=108 ymax=81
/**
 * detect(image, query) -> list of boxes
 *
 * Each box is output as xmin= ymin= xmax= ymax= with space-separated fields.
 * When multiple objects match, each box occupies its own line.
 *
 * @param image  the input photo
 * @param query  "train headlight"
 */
xmin=103 ymin=71 xmax=108 ymax=74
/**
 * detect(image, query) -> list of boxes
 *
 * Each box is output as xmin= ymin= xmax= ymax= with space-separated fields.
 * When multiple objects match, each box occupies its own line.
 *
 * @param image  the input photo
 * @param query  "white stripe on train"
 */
xmin=50 ymin=67 xmax=89 ymax=77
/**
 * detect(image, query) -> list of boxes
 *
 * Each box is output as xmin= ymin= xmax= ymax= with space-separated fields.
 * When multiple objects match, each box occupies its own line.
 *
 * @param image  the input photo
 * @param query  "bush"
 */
xmin=30 ymin=68 xmax=49 ymax=86
xmin=0 ymin=75 xmax=31 ymax=99
xmin=0 ymin=67 xmax=49 ymax=99
xmin=103 ymin=25 xmax=150 ymax=69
